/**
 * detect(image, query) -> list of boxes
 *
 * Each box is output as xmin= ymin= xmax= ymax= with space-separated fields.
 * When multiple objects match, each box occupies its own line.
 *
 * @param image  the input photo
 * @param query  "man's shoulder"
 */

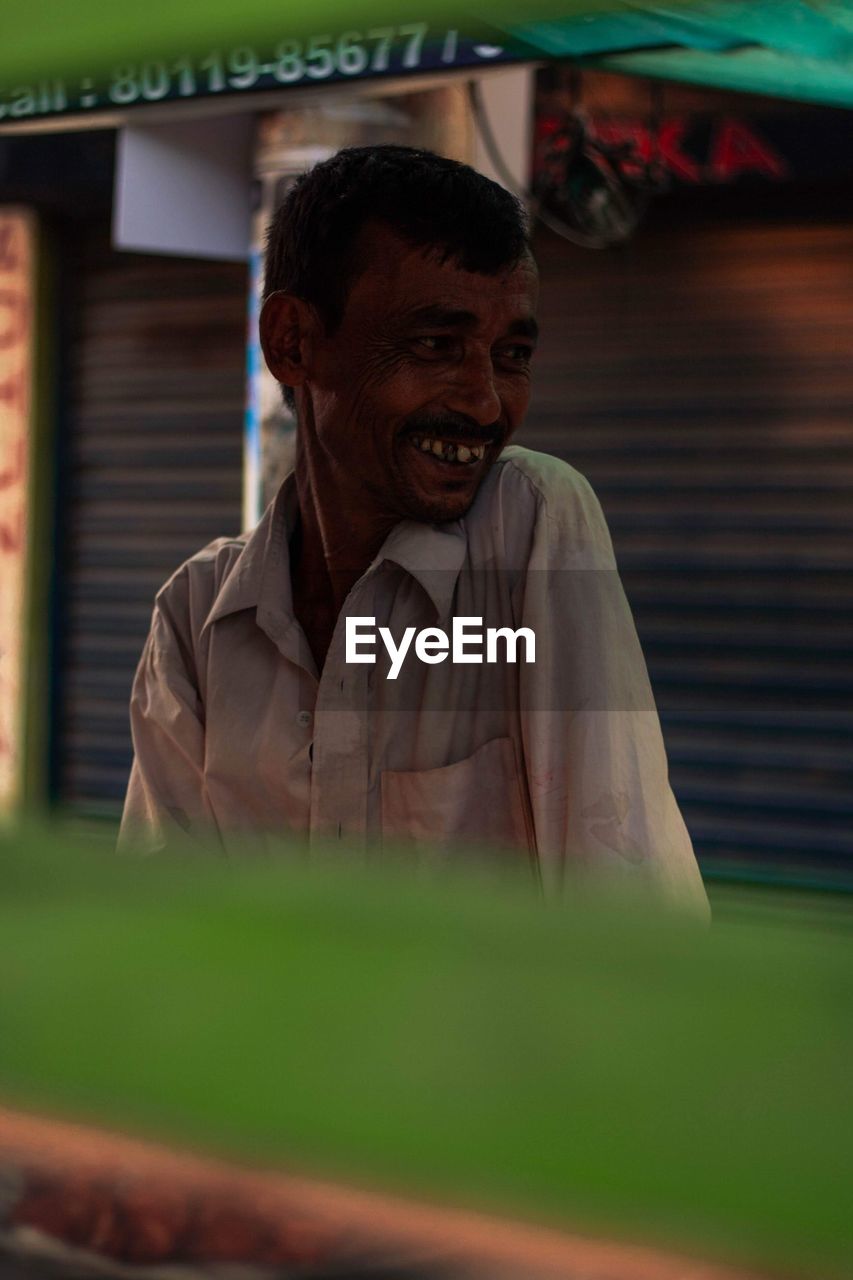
xmin=478 ymin=444 xmax=607 ymax=535
xmin=152 ymin=530 xmax=254 ymax=638
xmin=471 ymin=445 xmax=615 ymax=568
xmin=156 ymin=532 xmax=249 ymax=598
xmin=492 ymin=444 xmax=599 ymax=511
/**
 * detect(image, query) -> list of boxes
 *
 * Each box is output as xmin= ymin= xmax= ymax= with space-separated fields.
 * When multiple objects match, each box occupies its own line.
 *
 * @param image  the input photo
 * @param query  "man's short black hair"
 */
xmin=263 ymin=144 xmax=531 ymax=414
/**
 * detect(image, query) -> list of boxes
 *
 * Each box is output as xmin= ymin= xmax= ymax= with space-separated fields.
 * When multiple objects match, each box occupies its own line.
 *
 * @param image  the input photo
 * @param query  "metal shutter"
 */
xmin=524 ymin=204 xmax=853 ymax=888
xmin=55 ymin=226 xmax=247 ymax=819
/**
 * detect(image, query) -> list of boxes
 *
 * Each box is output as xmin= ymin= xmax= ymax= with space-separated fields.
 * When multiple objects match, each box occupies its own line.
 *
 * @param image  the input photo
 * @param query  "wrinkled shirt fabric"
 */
xmin=119 ymin=446 xmax=709 ymax=917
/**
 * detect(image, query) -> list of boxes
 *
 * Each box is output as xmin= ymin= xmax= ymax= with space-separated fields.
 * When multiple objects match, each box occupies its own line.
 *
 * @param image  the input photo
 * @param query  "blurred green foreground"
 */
xmin=1 ymin=825 xmax=851 ymax=1278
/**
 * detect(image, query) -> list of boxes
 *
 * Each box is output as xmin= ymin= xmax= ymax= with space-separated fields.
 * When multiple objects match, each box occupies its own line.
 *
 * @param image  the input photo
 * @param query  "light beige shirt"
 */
xmin=119 ymin=445 xmax=708 ymax=916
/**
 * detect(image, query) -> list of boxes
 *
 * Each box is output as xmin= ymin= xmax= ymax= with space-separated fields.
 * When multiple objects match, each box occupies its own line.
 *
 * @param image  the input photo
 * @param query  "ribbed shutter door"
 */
xmin=56 ymin=227 xmax=248 ymax=819
xmin=524 ymin=210 xmax=853 ymax=886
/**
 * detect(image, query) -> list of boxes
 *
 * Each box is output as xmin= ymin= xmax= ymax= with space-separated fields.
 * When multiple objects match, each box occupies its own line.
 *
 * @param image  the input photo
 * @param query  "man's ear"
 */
xmin=259 ymin=292 xmax=318 ymax=393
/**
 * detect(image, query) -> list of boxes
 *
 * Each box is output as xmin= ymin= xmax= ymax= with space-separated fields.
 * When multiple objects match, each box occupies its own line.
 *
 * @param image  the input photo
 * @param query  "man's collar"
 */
xmin=202 ymin=469 xmax=468 ymax=633
xmin=374 ymin=517 xmax=467 ymax=621
xmin=201 ymin=475 xmax=297 ymax=631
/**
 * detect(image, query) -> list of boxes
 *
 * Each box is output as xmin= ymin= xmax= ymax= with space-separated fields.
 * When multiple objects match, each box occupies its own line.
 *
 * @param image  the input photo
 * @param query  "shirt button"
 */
xmin=296 ymin=710 xmax=312 ymax=728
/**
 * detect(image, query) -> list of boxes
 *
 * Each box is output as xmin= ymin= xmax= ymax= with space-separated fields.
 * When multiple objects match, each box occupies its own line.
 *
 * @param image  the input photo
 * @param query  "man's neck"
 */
xmin=293 ymin=445 xmax=397 ymax=612
xmin=288 ymin=434 xmax=400 ymax=671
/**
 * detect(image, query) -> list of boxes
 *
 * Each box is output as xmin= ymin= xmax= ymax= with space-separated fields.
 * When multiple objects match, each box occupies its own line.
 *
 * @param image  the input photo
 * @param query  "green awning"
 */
xmin=2 ymin=1 xmax=852 ymax=114
xmin=500 ymin=1 xmax=853 ymax=108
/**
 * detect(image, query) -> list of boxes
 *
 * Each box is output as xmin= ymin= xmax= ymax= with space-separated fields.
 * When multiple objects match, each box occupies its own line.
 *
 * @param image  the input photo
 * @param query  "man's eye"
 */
xmin=499 ymin=344 xmax=535 ymax=365
xmin=414 ymin=335 xmax=454 ymax=355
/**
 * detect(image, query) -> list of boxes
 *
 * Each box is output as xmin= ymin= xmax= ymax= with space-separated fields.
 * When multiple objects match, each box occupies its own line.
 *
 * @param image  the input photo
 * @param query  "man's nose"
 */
xmin=444 ymin=350 xmax=501 ymax=427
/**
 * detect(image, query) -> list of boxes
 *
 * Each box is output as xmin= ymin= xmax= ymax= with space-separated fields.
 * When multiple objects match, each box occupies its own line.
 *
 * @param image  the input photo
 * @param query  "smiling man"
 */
xmin=120 ymin=145 xmax=707 ymax=916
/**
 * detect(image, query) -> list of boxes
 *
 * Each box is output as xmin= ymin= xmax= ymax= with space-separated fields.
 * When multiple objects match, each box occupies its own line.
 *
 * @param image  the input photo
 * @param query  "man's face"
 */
xmin=301 ymin=222 xmax=539 ymax=524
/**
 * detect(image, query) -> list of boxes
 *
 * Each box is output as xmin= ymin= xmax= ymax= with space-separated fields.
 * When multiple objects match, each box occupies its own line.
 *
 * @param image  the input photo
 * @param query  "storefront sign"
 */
xmin=533 ymin=110 xmax=853 ymax=188
xmin=0 ymin=209 xmax=34 ymax=816
xmin=584 ymin=114 xmax=788 ymax=184
xmin=0 ymin=25 xmax=524 ymax=125
xmin=532 ymin=111 xmax=788 ymax=189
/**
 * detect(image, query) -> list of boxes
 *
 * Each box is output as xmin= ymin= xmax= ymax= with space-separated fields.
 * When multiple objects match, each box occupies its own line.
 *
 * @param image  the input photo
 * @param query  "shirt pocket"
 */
xmin=380 ymin=736 xmax=536 ymax=865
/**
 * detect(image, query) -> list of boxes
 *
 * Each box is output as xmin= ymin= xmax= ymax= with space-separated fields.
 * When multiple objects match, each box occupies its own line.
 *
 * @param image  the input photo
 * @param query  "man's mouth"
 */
xmin=407 ymin=434 xmax=488 ymax=466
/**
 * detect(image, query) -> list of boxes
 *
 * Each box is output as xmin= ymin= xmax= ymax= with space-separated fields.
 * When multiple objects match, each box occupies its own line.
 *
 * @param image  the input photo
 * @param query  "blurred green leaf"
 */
xmin=1 ymin=824 xmax=852 ymax=1277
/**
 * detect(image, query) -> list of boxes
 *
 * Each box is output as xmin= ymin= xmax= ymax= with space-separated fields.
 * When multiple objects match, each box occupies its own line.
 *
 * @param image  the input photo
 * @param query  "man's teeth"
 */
xmin=411 ymin=436 xmax=485 ymax=464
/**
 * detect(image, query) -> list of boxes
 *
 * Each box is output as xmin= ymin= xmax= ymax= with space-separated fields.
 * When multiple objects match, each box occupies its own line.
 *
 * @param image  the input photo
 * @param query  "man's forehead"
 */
xmin=348 ymin=222 xmax=538 ymax=320
xmin=400 ymin=301 xmax=539 ymax=342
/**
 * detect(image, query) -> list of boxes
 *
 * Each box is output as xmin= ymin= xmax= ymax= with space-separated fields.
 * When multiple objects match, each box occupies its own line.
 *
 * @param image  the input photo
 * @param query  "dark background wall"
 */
xmin=55 ymin=223 xmax=247 ymax=814
xmin=523 ymin=177 xmax=853 ymax=886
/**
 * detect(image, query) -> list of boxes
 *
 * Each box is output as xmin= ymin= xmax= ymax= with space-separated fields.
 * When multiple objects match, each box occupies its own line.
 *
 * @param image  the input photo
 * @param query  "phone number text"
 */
xmin=0 ymin=25 xmax=491 ymax=120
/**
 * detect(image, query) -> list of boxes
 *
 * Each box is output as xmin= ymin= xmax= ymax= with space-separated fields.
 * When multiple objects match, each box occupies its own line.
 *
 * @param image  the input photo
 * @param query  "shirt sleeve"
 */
xmin=118 ymin=578 xmax=223 ymax=855
xmin=518 ymin=465 xmax=710 ymax=920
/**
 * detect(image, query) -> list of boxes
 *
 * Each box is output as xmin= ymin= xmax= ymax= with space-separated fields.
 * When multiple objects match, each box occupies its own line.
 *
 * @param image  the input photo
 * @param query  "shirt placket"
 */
xmin=309 ymin=575 xmax=374 ymax=850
